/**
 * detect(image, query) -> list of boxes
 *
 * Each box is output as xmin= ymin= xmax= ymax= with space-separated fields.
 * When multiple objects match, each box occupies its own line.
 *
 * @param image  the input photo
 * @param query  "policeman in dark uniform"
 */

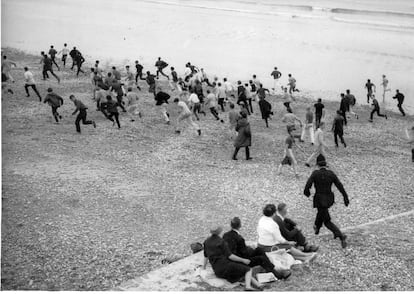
xmin=304 ymin=154 xmax=350 ymax=248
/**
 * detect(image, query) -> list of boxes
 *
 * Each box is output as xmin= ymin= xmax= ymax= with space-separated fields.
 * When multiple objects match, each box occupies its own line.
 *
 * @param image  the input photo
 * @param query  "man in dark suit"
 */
xmin=304 ymin=154 xmax=350 ymax=248
xmin=273 ymin=203 xmax=319 ymax=253
xmin=223 ymin=217 xmax=291 ymax=280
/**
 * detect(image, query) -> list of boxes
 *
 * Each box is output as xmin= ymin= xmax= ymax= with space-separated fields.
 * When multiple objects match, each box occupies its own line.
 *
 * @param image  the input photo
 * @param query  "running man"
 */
xmin=125 ymin=65 xmax=137 ymax=89
xmin=305 ymin=122 xmax=328 ymax=167
xmin=41 ymin=52 xmax=60 ymax=83
xmin=24 ymin=67 xmax=42 ymax=101
xmin=48 ymin=45 xmax=60 ymax=70
xmin=270 ymin=67 xmax=282 ymax=94
xmin=74 ymin=52 xmax=85 ymax=76
xmin=135 ymin=60 xmax=145 ymax=83
xmin=110 ymin=79 xmax=126 ymax=112
xmin=70 ymin=95 xmax=96 ymax=133
xmin=301 ymin=107 xmax=315 ymax=145
xmin=155 ymin=57 xmax=169 ymax=80
xmin=146 ymin=71 xmax=157 ymax=98
xmin=288 ymin=74 xmax=299 ymax=94
xmin=256 ymin=84 xmax=270 ymax=102
xmin=314 ymin=98 xmax=325 ymax=128
xmin=277 ymin=126 xmax=299 ymax=178
xmin=381 ymin=75 xmax=391 ymax=103
xmin=223 ymin=78 xmax=235 ymax=100
xmin=217 ymin=82 xmax=227 ymax=112
xmin=174 ymin=98 xmax=201 ymax=136
xmin=2 ymin=55 xmax=17 ymax=82
xmin=105 ymin=95 xmax=121 ymax=129
xmin=332 ymin=110 xmax=347 ymax=148
xmin=369 ymin=95 xmax=387 ymax=122
xmin=339 ymin=93 xmax=349 ymax=126
xmin=282 ymin=109 xmax=303 ymax=142
xmin=170 ymin=67 xmax=179 ymax=91
xmin=365 ymin=79 xmax=376 ymax=104
xmin=392 ymin=89 xmax=405 ymax=116
xmin=345 ymin=89 xmax=358 ymax=119
xmin=205 ymin=89 xmax=223 ymax=122
xmin=58 ymin=43 xmax=69 ymax=68
xmin=125 ymin=87 xmax=141 ymax=122
xmin=154 ymin=87 xmax=171 ymax=124
xmin=69 ymin=47 xmax=79 ymax=70
xmin=188 ymin=90 xmax=202 ymax=121
xmin=43 ymin=88 xmax=64 ymax=123
xmin=258 ymin=95 xmax=273 ymax=128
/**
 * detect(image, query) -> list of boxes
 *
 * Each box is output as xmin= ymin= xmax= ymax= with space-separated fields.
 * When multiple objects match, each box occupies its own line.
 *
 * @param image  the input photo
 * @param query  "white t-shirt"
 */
xmin=257 ymin=216 xmax=287 ymax=246
xmin=224 ymin=81 xmax=233 ymax=92
xmin=61 ymin=47 xmax=69 ymax=55
xmin=217 ymin=86 xmax=226 ymax=98
xmin=126 ymin=92 xmax=139 ymax=105
xmin=24 ymin=71 xmax=35 ymax=84
xmin=178 ymin=101 xmax=191 ymax=115
xmin=205 ymin=93 xmax=217 ymax=108
xmin=188 ymin=93 xmax=200 ymax=104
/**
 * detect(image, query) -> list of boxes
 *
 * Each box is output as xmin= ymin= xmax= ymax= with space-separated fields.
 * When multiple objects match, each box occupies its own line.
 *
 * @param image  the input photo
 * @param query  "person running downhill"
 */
xmin=70 ymin=95 xmax=96 ymax=133
xmin=23 ymin=67 xmax=42 ymax=101
xmin=43 ymin=88 xmax=64 ymax=123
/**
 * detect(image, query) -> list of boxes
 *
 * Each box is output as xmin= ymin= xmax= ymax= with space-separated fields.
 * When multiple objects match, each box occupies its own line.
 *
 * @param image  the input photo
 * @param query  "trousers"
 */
xmin=315 ymin=207 xmax=343 ymax=239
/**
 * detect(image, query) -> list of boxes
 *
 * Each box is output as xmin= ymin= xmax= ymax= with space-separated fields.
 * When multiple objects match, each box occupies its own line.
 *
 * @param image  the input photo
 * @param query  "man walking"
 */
xmin=393 ymin=89 xmax=405 ymax=116
xmin=43 ymin=88 xmax=63 ymax=123
xmin=314 ymin=98 xmax=325 ymax=128
xmin=24 ymin=67 xmax=42 ymax=101
xmin=304 ymin=154 xmax=350 ymax=248
xmin=305 ymin=122 xmax=328 ymax=167
xmin=332 ymin=110 xmax=347 ymax=148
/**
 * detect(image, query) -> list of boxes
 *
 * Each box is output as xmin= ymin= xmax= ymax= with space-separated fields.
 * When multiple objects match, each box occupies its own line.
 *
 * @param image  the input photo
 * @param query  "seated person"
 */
xmin=274 ymin=203 xmax=319 ymax=253
xmin=223 ymin=217 xmax=291 ymax=280
xmin=257 ymin=204 xmax=317 ymax=263
xmin=203 ymin=226 xmax=264 ymax=291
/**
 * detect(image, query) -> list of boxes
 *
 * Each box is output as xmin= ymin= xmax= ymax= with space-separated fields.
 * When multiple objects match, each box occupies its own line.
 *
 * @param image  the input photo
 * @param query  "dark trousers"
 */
xmin=209 ymin=107 xmax=219 ymax=120
xmin=76 ymin=62 xmax=84 ymax=76
xmin=218 ymin=98 xmax=225 ymax=112
xmin=247 ymin=98 xmax=253 ymax=113
xmin=108 ymin=112 xmax=121 ymax=128
xmin=43 ymin=68 xmax=59 ymax=82
xmin=233 ymin=146 xmax=250 ymax=160
xmin=51 ymin=56 xmax=59 ymax=69
xmin=135 ymin=72 xmax=145 ymax=82
xmin=398 ymin=102 xmax=405 ymax=116
xmin=334 ymin=131 xmax=346 ymax=147
xmin=51 ymin=106 xmax=60 ymax=122
xmin=282 ymin=220 xmax=307 ymax=247
xmin=193 ymin=103 xmax=201 ymax=120
xmin=156 ymin=68 xmax=169 ymax=79
xmin=412 ymin=148 xmax=414 ymax=162
xmin=71 ymin=57 xmax=76 ymax=70
xmin=75 ymin=109 xmax=93 ymax=133
xmin=315 ymin=114 xmax=322 ymax=128
xmin=370 ymin=108 xmax=385 ymax=120
xmin=341 ymin=110 xmax=347 ymax=125
xmin=24 ymin=84 xmax=42 ymax=101
xmin=117 ymin=95 xmax=126 ymax=112
xmin=62 ymin=54 xmax=67 ymax=67
xmin=315 ymin=207 xmax=343 ymax=239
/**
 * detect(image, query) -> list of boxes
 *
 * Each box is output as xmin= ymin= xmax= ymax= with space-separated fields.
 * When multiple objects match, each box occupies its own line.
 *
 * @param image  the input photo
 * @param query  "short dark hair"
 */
xmin=263 ymin=204 xmax=276 ymax=217
xmin=173 ymin=98 xmax=179 ymax=103
xmin=230 ymin=217 xmax=241 ymax=229
xmin=277 ymin=203 xmax=287 ymax=212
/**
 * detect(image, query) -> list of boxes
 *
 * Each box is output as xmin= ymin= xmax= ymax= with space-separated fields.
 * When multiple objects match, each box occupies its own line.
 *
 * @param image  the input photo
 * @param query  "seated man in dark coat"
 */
xmin=273 ymin=203 xmax=319 ymax=253
xmin=223 ymin=217 xmax=291 ymax=280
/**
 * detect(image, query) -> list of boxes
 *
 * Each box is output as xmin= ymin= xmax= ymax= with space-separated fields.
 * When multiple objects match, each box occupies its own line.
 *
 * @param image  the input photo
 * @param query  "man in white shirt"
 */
xmin=174 ymin=98 xmax=201 ymax=136
xmin=305 ymin=122 xmax=328 ymax=167
xmin=288 ymin=74 xmax=299 ymax=94
xmin=381 ymin=74 xmax=391 ymax=104
xmin=223 ymin=78 xmax=234 ymax=100
xmin=188 ymin=91 xmax=201 ymax=121
xmin=58 ymin=43 xmax=70 ymax=68
xmin=205 ymin=90 xmax=223 ymax=122
xmin=125 ymin=87 xmax=141 ymax=122
xmin=257 ymin=204 xmax=317 ymax=262
xmin=252 ymin=74 xmax=261 ymax=91
xmin=23 ymin=67 xmax=42 ymax=101
xmin=2 ymin=55 xmax=17 ymax=82
xmin=217 ymin=82 xmax=227 ymax=112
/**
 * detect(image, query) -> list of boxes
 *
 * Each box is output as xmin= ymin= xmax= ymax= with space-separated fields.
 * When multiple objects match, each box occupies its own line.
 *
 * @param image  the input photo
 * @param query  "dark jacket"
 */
xmin=44 ymin=93 xmax=63 ymax=107
xmin=273 ymin=214 xmax=299 ymax=241
xmin=222 ymin=230 xmax=253 ymax=258
xmin=106 ymin=100 xmax=119 ymax=113
xmin=258 ymin=99 xmax=272 ymax=119
xmin=155 ymin=91 xmax=170 ymax=105
xmin=393 ymin=93 xmax=404 ymax=104
xmin=304 ymin=167 xmax=349 ymax=208
xmin=234 ymin=118 xmax=251 ymax=148
xmin=332 ymin=114 xmax=344 ymax=133
xmin=340 ymin=97 xmax=350 ymax=112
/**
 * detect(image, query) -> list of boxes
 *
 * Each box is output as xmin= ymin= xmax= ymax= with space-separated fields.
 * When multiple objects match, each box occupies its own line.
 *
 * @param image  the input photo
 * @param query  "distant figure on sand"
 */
xmin=270 ymin=67 xmax=282 ymax=93
xmin=173 ymin=98 xmax=201 ymax=136
xmin=365 ymin=79 xmax=376 ymax=104
xmin=392 ymin=90 xmax=405 ymax=116
xmin=48 ymin=45 xmax=60 ymax=70
xmin=155 ymin=57 xmax=169 ymax=80
xmin=345 ymin=90 xmax=358 ymax=119
xmin=304 ymin=154 xmax=349 ymax=248
xmin=146 ymin=71 xmax=157 ymax=97
xmin=277 ymin=126 xmax=299 ymax=178
xmin=339 ymin=93 xmax=349 ymax=126
xmin=301 ymin=107 xmax=315 ymax=145
xmin=369 ymin=95 xmax=387 ymax=122
xmin=314 ymin=98 xmax=325 ymax=128
xmin=105 ymin=95 xmax=121 ymax=129
xmin=288 ymin=74 xmax=299 ymax=94
xmin=43 ymin=88 xmax=64 ymax=123
xmin=232 ymin=111 xmax=252 ymax=160
xmin=24 ymin=67 xmax=42 ymax=101
xmin=332 ymin=110 xmax=347 ymax=148
xmin=135 ymin=60 xmax=145 ymax=83
xmin=69 ymin=47 xmax=79 ymax=70
xmin=2 ymin=55 xmax=17 ymax=82
xmin=40 ymin=52 xmax=60 ymax=83
xmin=58 ymin=43 xmax=69 ymax=68
xmin=381 ymin=75 xmax=391 ymax=103
xmin=70 ymin=95 xmax=96 ymax=133
xmin=154 ymin=87 xmax=170 ymax=124
xmin=305 ymin=122 xmax=327 ymax=167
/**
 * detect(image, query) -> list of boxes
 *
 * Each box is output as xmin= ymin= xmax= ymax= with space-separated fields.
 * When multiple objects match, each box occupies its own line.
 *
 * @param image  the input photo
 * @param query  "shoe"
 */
xmin=305 ymin=163 xmax=311 ymax=168
xmin=313 ymin=225 xmax=320 ymax=235
xmin=232 ymin=157 xmax=237 ymax=161
xmin=92 ymin=121 xmax=96 ymax=128
xmin=368 ymin=119 xmax=373 ymax=122
xmin=340 ymin=235 xmax=348 ymax=249
xmin=343 ymin=142 xmax=347 ymax=148
xmin=175 ymin=130 xmax=181 ymax=134
xmin=385 ymin=115 xmax=388 ymax=120
xmin=220 ymin=119 xmax=224 ymax=123
xmin=167 ymin=113 xmax=170 ymax=118
xmin=272 ymin=269 xmax=291 ymax=280
xmin=59 ymin=115 xmax=62 ymax=119
xmin=197 ymin=129 xmax=201 ymax=136
xmin=26 ymin=94 xmax=30 ymax=97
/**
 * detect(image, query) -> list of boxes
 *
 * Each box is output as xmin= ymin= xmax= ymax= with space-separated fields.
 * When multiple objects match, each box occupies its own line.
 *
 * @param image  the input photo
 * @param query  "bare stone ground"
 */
xmin=1 ymin=48 xmax=413 ymax=290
